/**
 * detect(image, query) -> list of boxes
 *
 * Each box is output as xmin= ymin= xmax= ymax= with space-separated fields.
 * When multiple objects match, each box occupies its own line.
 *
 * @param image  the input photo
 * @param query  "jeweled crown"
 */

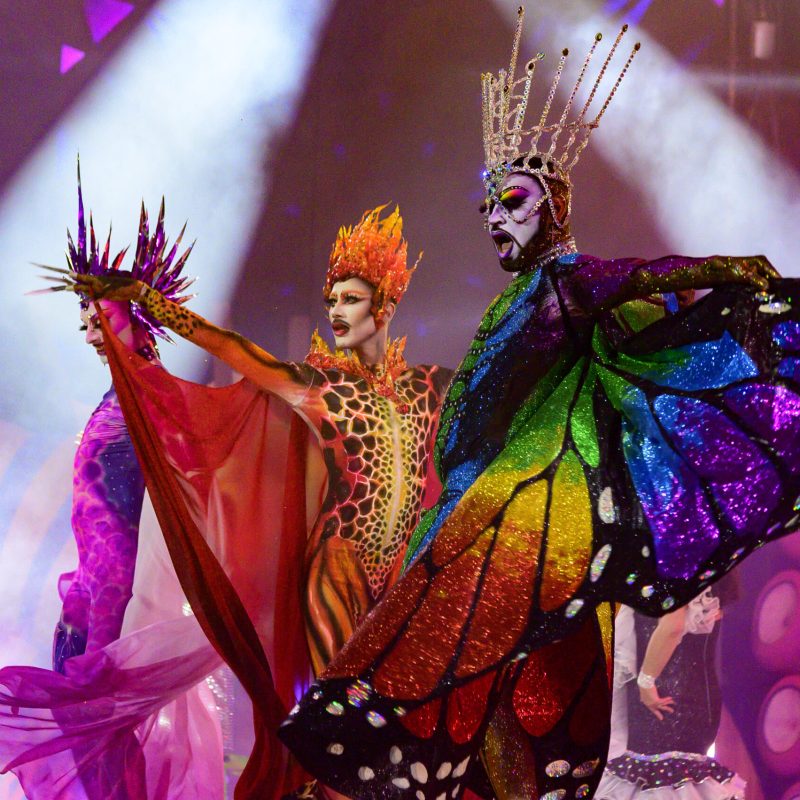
xmin=482 ymin=6 xmax=640 ymax=193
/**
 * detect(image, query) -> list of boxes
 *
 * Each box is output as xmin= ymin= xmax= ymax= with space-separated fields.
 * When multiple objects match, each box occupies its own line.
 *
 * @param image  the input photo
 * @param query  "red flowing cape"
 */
xmin=102 ymin=313 xmax=323 ymax=799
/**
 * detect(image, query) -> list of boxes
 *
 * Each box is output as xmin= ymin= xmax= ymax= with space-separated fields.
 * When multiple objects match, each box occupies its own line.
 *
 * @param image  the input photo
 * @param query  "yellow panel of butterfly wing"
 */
xmin=455 ymin=480 xmax=547 ymax=678
xmin=432 ymin=471 xmax=523 ymax=565
xmin=434 ymin=364 xmax=580 ymax=567
xmin=539 ymin=450 xmax=592 ymax=611
xmin=596 ymin=601 xmax=614 ymax=685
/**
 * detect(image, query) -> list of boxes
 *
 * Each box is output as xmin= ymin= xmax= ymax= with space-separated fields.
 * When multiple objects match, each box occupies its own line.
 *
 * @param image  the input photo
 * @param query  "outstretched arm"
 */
xmin=82 ymin=273 xmax=313 ymax=407
xmin=564 ymin=254 xmax=779 ymax=315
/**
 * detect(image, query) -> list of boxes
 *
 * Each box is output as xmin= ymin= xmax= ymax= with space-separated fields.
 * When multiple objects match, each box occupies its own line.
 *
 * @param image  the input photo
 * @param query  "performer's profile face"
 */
xmin=326 ymin=277 xmax=379 ymax=350
xmin=79 ymin=300 xmax=136 ymax=365
xmin=485 ymin=172 xmax=545 ymax=271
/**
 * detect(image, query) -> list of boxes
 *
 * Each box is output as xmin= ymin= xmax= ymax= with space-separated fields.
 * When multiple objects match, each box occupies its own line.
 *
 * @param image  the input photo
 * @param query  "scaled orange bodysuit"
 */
xmin=99 ymin=296 xmax=451 ymax=797
xmin=283 ymin=335 xmax=452 ymax=674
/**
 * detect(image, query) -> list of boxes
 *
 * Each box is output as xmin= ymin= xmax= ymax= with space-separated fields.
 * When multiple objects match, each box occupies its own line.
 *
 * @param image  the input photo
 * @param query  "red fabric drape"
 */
xmin=102 ymin=311 xmax=315 ymax=798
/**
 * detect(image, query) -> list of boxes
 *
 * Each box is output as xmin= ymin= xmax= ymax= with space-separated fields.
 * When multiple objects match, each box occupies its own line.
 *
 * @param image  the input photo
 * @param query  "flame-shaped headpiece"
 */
xmin=324 ymin=205 xmax=420 ymax=313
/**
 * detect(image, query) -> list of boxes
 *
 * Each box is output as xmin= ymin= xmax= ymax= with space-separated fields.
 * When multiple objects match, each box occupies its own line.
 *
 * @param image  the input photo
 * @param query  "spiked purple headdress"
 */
xmin=68 ymin=160 xmax=195 ymax=342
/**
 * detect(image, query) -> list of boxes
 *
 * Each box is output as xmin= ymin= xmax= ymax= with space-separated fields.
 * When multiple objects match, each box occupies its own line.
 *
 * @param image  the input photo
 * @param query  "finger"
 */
xmin=25 ymin=285 xmax=72 ymax=296
xmin=31 ymin=262 xmax=74 ymax=275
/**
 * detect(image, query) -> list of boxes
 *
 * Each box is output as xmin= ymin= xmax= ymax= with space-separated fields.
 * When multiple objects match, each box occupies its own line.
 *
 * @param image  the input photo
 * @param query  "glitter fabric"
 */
xmin=281 ymin=260 xmax=800 ymax=800
xmin=53 ymin=387 xmax=145 ymax=671
xmin=445 ymin=672 xmax=495 ymax=745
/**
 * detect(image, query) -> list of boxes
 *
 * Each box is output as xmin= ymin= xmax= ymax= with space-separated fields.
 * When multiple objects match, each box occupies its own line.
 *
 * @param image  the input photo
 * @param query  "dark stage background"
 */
xmin=1 ymin=1 xmax=799 ymax=797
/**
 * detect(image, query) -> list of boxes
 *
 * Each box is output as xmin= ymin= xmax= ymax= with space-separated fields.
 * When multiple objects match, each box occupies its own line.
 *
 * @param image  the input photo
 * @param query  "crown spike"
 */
xmin=575 ymin=24 xmax=628 ymax=126
xmin=539 ymin=49 xmax=569 ymax=129
xmin=591 ymin=41 xmax=640 ymax=126
xmin=529 ymin=48 xmax=568 ymax=154
xmin=547 ymin=33 xmax=602 ymax=157
xmin=500 ymin=6 xmax=526 ymax=126
xmin=511 ymin=54 xmax=544 ymax=149
xmin=508 ymin=7 xmax=525 ymax=82
xmin=482 ymin=72 xmax=494 ymax=165
xmin=565 ymin=39 xmax=640 ymax=171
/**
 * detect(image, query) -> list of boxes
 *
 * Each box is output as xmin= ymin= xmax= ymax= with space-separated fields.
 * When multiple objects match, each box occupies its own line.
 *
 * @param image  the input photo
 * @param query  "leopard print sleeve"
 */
xmin=137 ymin=285 xmax=315 ymax=408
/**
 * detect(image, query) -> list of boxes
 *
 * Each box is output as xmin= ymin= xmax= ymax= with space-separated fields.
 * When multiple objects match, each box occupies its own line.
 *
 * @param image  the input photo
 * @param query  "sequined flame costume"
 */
xmin=597 ymin=594 xmax=746 ymax=799
xmin=58 ymin=204 xmax=451 ymax=798
xmin=51 ymin=163 xmax=194 ymax=671
xmin=277 ymin=10 xmax=799 ymax=800
xmin=0 ymin=169 xmax=225 ymax=800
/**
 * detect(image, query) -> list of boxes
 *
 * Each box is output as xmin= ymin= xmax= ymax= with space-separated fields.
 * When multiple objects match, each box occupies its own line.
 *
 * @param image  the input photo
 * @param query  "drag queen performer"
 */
xmin=597 ymin=588 xmax=746 ymax=800
xmin=0 ymin=176 xmax=225 ymax=800
xmin=272 ymin=11 xmax=800 ymax=800
xmin=61 ymin=204 xmax=451 ymax=798
xmin=52 ymin=177 xmax=192 ymax=672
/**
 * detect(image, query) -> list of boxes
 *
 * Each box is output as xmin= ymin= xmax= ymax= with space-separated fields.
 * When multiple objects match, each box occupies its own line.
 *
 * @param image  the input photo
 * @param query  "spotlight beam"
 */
xmin=491 ymin=0 xmax=800 ymax=274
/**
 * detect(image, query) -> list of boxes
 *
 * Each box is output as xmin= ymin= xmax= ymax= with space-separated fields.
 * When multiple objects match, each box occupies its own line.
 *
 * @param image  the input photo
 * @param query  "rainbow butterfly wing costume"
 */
xmin=280 ymin=16 xmax=796 ymax=797
xmin=279 ymin=256 xmax=800 ymax=799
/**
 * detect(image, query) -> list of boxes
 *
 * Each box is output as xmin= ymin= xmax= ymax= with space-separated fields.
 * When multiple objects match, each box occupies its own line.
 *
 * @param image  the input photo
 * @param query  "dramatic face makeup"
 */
xmin=485 ymin=173 xmax=546 ymax=271
xmin=81 ymin=307 xmax=107 ymax=363
xmin=326 ymin=277 xmax=379 ymax=350
xmin=80 ymin=300 xmax=138 ymax=364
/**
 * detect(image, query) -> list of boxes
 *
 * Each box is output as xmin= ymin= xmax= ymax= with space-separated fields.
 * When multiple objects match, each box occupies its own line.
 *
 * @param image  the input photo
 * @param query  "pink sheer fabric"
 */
xmin=0 ymin=615 xmax=220 ymax=800
xmin=0 ymin=322 xmax=323 ymax=799
xmin=0 ymin=449 xmax=226 ymax=799
xmin=101 ymin=325 xmax=322 ymax=797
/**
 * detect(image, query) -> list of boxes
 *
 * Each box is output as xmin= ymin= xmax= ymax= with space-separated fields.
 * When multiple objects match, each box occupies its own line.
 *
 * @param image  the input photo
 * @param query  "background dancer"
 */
xmin=52 ymin=169 xmax=193 ymax=671
xmin=0 ymin=173 xmax=226 ymax=800
xmin=597 ymin=584 xmax=746 ymax=800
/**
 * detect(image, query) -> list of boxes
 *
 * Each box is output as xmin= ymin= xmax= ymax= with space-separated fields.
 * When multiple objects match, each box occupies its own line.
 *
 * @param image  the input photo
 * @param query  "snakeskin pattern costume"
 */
xmin=296 ymin=355 xmax=450 ymax=673
xmin=54 ymin=386 xmax=145 ymax=671
xmin=135 ymin=284 xmax=451 ymax=675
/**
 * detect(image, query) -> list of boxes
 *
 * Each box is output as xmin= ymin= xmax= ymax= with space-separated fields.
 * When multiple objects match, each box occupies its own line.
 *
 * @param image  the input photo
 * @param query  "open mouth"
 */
xmin=491 ymin=230 xmax=515 ymax=259
xmin=331 ymin=322 xmax=350 ymax=337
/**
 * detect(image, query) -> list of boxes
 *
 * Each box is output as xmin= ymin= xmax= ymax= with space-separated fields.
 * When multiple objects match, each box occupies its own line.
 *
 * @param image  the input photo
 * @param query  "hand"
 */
xmin=726 ymin=256 xmax=780 ymax=292
xmin=639 ymin=684 xmax=675 ymax=721
xmin=30 ymin=264 xmax=144 ymax=302
xmin=72 ymin=272 xmax=143 ymax=302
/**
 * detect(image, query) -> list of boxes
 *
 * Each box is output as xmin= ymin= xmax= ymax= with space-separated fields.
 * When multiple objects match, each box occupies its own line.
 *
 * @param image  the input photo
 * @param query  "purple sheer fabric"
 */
xmin=0 ymin=615 xmax=221 ymax=800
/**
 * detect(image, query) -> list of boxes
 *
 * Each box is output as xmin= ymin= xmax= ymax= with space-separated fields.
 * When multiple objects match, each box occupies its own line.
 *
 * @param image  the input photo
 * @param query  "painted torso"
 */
xmin=295 ymin=358 xmax=450 ymax=673
xmin=56 ymin=386 xmax=145 ymax=668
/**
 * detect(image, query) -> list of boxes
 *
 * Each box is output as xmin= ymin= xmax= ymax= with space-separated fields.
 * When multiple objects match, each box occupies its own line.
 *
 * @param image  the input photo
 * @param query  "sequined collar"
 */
xmin=305 ymin=330 xmax=410 ymax=412
xmin=516 ymin=237 xmax=578 ymax=275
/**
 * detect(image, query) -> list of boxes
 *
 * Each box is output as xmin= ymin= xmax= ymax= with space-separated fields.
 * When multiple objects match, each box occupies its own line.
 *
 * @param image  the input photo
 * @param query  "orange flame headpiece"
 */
xmin=324 ymin=205 xmax=420 ymax=320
